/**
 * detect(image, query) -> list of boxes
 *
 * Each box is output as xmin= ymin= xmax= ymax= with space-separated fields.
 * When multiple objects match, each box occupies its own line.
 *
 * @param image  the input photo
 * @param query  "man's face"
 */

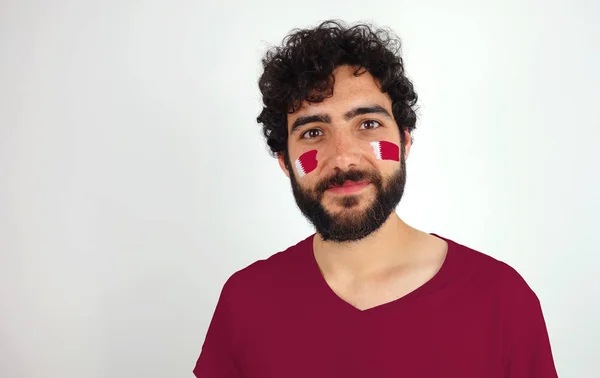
xmin=279 ymin=65 xmax=412 ymax=242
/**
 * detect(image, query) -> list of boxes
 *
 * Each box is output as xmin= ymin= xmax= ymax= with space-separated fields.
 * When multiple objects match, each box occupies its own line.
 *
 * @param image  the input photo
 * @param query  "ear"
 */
xmin=403 ymin=128 xmax=412 ymax=161
xmin=277 ymin=152 xmax=291 ymax=178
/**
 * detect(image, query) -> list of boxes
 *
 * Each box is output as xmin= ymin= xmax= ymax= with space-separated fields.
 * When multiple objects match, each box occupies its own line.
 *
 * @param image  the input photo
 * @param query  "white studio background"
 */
xmin=1 ymin=0 xmax=598 ymax=377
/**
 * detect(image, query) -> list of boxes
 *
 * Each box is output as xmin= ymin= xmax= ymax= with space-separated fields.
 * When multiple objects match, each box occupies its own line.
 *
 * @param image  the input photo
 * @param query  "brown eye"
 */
xmin=301 ymin=129 xmax=324 ymax=139
xmin=360 ymin=120 xmax=382 ymax=130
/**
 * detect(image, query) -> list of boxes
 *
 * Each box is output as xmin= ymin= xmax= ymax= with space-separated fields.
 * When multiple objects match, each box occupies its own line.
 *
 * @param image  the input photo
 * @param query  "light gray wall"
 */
xmin=1 ymin=0 xmax=598 ymax=377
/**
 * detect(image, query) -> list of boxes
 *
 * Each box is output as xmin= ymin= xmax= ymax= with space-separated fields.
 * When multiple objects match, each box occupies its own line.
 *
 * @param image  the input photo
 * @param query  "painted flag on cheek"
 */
xmin=294 ymin=150 xmax=318 ymax=178
xmin=370 ymin=141 xmax=400 ymax=162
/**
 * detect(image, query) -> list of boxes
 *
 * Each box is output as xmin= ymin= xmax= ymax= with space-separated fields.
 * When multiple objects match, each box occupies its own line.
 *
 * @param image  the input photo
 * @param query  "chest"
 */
xmin=235 ymin=296 xmax=505 ymax=378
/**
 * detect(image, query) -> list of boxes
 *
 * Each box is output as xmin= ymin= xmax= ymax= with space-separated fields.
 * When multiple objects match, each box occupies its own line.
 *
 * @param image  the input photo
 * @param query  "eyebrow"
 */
xmin=290 ymin=104 xmax=393 ymax=135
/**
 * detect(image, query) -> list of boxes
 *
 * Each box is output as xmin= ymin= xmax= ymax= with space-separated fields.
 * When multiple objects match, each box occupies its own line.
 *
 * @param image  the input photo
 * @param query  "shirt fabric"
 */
xmin=193 ymin=233 xmax=558 ymax=378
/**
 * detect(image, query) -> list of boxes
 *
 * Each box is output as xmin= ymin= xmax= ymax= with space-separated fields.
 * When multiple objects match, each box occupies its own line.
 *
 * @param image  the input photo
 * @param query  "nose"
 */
xmin=327 ymin=131 xmax=362 ymax=171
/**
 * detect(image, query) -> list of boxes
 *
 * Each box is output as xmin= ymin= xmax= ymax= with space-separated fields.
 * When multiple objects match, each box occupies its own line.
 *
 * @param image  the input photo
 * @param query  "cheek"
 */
xmin=370 ymin=140 xmax=400 ymax=162
xmin=294 ymin=149 xmax=319 ymax=178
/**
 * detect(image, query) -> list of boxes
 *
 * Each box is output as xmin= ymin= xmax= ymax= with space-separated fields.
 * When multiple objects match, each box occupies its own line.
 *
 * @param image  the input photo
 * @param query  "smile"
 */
xmin=326 ymin=180 xmax=371 ymax=195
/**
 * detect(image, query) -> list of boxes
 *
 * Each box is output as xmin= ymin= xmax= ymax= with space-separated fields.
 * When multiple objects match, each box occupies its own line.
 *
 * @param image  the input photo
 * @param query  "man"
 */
xmin=193 ymin=20 xmax=558 ymax=377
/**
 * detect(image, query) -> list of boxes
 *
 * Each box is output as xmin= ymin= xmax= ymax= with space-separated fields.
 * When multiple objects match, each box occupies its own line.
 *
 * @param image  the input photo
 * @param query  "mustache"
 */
xmin=314 ymin=169 xmax=381 ymax=194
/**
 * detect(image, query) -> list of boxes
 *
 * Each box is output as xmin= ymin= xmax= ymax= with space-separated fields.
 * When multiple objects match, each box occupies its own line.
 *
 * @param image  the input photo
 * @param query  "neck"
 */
xmin=313 ymin=212 xmax=422 ymax=280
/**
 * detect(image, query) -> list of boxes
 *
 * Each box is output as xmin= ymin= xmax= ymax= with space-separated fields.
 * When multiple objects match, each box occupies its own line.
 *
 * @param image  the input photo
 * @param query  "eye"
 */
xmin=359 ymin=120 xmax=382 ymax=130
xmin=301 ymin=128 xmax=324 ymax=139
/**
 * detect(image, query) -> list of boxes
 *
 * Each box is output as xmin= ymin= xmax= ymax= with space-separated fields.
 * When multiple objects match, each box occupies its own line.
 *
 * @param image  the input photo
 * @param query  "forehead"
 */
xmin=288 ymin=66 xmax=392 ymax=124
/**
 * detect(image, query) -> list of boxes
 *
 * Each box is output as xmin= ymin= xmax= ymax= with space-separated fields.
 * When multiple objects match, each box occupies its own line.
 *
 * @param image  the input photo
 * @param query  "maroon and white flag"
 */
xmin=294 ymin=150 xmax=318 ymax=178
xmin=370 ymin=141 xmax=400 ymax=161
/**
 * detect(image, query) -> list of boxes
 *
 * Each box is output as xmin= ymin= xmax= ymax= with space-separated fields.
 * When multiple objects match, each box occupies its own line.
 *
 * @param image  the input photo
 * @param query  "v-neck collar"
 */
xmin=306 ymin=233 xmax=456 ymax=315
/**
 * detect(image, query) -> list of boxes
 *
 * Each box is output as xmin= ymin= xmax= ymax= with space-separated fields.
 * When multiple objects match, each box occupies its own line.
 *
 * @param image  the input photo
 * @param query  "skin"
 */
xmin=278 ymin=65 xmax=449 ymax=311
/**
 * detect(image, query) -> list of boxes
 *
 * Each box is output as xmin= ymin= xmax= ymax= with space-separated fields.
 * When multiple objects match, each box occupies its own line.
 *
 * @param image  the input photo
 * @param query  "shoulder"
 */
xmin=442 ymin=234 xmax=539 ymax=302
xmin=219 ymin=234 xmax=315 ymax=300
xmin=438 ymin=237 xmax=556 ymax=374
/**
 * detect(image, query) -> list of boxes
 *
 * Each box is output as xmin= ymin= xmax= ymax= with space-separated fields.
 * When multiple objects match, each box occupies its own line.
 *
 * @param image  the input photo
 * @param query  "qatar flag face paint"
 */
xmin=294 ymin=150 xmax=318 ymax=178
xmin=370 ymin=140 xmax=400 ymax=162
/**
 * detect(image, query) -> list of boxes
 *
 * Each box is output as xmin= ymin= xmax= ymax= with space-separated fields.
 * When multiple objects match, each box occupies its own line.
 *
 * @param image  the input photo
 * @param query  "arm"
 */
xmin=193 ymin=276 xmax=241 ymax=378
xmin=502 ymin=270 xmax=559 ymax=377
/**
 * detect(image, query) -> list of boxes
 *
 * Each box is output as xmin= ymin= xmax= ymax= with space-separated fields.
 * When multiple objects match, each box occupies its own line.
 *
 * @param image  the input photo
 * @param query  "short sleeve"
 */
xmin=193 ymin=276 xmax=241 ymax=378
xmin=501 ymin=268 xmax=559 ymax=378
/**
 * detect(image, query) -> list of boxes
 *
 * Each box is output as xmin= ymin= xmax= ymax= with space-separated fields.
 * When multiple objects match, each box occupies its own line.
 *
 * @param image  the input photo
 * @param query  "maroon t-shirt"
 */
xmin=193 ymin=233 xmax=558 ymax=377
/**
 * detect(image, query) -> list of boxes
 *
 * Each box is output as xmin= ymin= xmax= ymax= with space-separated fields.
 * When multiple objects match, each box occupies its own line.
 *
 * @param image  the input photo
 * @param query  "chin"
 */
xmin=325 ymin=198 xmax=372 ymax=213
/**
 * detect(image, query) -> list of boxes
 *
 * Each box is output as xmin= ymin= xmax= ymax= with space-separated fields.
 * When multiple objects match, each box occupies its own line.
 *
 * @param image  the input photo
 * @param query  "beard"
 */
xmin=285 ymin=148 xmax=407 ymax=243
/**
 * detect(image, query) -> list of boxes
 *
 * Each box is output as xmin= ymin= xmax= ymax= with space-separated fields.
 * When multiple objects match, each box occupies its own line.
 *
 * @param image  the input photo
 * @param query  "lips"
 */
xmin=329 ymin=180 xmax=350 ymax=188
xmin=328 ymin=180 xmax=370 ymax=189
xmin=343 ymin=180 xmax=364 ymax=187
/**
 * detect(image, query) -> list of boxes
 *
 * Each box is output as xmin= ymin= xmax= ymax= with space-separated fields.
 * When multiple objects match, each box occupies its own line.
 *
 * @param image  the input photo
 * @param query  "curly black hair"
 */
xmin=256 ymin=19 xmax=418 ymax=158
